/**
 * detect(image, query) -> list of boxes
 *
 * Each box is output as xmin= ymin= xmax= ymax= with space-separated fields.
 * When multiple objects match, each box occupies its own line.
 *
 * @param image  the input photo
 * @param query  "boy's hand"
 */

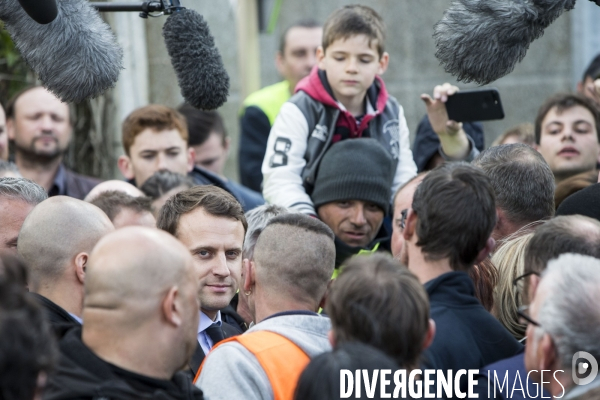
xmin=421 ymin=83 xmax=470 ymax=160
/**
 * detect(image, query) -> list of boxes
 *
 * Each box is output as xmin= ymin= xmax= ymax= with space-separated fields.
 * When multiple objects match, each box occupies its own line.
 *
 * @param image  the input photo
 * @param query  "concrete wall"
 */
xmin=140 ymin=0 xmax=588 ymax=182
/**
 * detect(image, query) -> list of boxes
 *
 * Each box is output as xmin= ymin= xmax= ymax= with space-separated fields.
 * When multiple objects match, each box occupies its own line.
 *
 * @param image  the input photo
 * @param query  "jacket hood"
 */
xmin=295 ymin=67 xmax=389 ymax=137
xmin=247 ymin=314 xmax=331 ymax=358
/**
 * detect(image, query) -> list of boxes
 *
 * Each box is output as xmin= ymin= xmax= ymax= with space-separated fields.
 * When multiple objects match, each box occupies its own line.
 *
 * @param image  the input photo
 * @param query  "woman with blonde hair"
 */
xmin=491 ymin=232 xmax=534 ymax=340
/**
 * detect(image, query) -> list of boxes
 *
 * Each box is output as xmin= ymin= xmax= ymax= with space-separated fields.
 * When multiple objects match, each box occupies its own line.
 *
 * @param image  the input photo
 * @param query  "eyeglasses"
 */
xmin=517 ymin=305 xmax=540 ymax=327
xmin=400 ymin=209 xmax=408 ymax=230
xmin=513 ymin=270 xmax=540 ymax=292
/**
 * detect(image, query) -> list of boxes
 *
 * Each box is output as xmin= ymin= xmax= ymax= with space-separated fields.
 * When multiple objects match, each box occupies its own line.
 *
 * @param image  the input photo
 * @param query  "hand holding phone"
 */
xmin=445 ymin=88 xmax=505 ymax=122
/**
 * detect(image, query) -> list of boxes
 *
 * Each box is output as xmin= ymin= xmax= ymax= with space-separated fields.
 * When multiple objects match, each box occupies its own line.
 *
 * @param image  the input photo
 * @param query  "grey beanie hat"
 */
xmin=312 ymin=138 xmax=394 ymax=214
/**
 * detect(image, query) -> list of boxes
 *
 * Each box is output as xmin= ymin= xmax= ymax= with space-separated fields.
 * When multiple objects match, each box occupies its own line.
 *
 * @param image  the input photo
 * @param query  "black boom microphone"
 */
xmin=17 ymin=0 xmax=58 ymax=24
xmin=0 ymin=0 xmax=123 ymax=103
xmin=433 ymin=0 xmax=587 ymax=85
xmin=91 ymin=1 xmax=230 ymax=110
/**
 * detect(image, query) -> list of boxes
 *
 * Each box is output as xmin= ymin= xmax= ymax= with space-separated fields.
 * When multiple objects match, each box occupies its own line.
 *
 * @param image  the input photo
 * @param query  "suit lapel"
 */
xmin=189 ymin=342 xmax=205 ymax=376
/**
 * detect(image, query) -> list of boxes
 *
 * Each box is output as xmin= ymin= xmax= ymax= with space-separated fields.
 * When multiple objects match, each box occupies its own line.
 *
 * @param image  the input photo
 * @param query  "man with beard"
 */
xmin=5 ymin=86 xmax=101 ymax=199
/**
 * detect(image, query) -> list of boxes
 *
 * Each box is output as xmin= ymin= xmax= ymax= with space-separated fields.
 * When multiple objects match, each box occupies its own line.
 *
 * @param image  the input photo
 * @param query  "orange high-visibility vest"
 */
xmin=194 ymin=330 xmax=310 ymax=400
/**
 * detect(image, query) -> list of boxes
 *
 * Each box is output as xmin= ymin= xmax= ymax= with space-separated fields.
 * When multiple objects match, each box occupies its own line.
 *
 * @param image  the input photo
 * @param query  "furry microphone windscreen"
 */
xmin=163 ymin=9 xmax=230 ymax=110
xmin=433 ymin=0 xmax=576 ymax=85
xmin=0 ymin=0 xmax=123 ymax=103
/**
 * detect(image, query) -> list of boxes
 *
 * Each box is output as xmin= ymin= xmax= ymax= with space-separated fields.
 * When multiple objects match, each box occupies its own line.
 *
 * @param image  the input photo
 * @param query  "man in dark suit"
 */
xmin=18 ymin=196 xmax=114 ymax=331
xmin=6 ymin=86 xmax=101 ymax=199
xmin=157 ymin=185 xmax=246 ymax=377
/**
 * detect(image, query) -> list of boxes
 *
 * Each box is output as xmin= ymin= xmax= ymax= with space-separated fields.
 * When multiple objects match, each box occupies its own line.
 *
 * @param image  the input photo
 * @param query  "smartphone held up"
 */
xmin=445 ymin=88 xmax=505 ymax=122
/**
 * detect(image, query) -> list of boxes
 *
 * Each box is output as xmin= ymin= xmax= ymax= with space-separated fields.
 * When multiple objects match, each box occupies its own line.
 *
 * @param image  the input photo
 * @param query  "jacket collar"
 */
xmin=334 ymin=224 xmax=390 ymax=268
xmin=29 ymin=292 xmax=79 ymax=324
xmin=424 ymin=271 xmax=480 ymax=307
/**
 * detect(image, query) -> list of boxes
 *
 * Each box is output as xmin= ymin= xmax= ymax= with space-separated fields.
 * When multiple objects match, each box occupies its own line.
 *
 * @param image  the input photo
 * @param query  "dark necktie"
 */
xmin=205 ymin=323 xmax=225 ymax=348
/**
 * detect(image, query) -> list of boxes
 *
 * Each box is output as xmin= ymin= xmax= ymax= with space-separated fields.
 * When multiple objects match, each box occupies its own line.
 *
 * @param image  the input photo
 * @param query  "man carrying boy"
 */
xmin=261 ymin=5 xmax=417 ymax=216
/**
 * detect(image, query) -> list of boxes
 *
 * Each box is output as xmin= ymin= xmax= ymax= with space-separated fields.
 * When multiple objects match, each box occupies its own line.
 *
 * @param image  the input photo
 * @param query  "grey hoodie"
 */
xmin=195 ymin=313 xmax=331 ymax=400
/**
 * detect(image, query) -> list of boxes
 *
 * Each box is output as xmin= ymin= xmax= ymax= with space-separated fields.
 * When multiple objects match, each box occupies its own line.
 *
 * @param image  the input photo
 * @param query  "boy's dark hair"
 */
xmin=177 ymin=103 xmax=227 ymax=147
xmin=294 ymin=342 xmax=399 ymax=400
xmin=157 ymin=185 xmax=247 ymax=236
xmin=412 ymin=162 xmax=496 ymax=271
xmin=89 ymin=191 xmax=153 ymax=222
xmin=473 ymin=143 xmax=555 ymax=225
xmin=322 ymin=5 xmax=386 ymax=57
xmin=524 ymin=215 xmax=600 ymax=275
xmin=140 ymin=170 xmax=195 ymax=200
xmin=0 ymin=256 xmax=57 ymax=400
xmin=279 ymin=19 xmax=321 ymax=54
xmin=326 ymin=253 xmax=429 ymax=369
xmin=582 ymin=53 xmax=600 ymax=82
xmin=534 ymin=93 xmax=600 ymax=144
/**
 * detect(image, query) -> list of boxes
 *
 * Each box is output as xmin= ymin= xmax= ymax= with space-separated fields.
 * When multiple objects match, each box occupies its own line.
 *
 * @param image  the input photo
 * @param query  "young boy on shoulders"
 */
xmin=262 ymin=5 xmax=417 ymax=215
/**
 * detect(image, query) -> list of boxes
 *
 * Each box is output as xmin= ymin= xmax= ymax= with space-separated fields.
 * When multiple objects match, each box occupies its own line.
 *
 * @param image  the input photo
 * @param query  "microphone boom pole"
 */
xmin=90 ymin=1 xmax=183 ymax=16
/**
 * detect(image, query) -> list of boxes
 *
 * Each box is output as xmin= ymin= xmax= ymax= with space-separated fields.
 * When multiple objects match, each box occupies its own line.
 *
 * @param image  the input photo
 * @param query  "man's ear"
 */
xmin=527 ymin=274 xmax=541 ymax=305
xmin=117 ymin=155 xmax=135 ymax=180
xmin=495 ymin=208 xmax=504 ymax=232
xmin=422 ymin=319 xmax=436 ymax=350
xmin=316 ymin=46 xmax=326 ymax=70
xmin=328 ymin=329 xmax=336 ymax=348
xmin=74 ymin=252 xmax=88 ymax=285
xmin=162 ymin=286 xmax=182 ymax=327
xmin=275 ymin=51 xmax=285 ymax=76
xmin=243 ymin=259 xmax=255 ymax=293
xmin=223 ymin=137 xmax=231 ymax=153
xmin=378 ymin=52 xmax=390 ymax=75
xmin=319 ymin=279 xmax=334 ymax=311
xmin=187 ymin=147 xmax=195 ymax=173
xmin=538 ymin=333 xmax=556 ymax=371
xmin=475 ymin=237 xmax=495 ymax=265
xmin=6 ymin=118 xmax=15 ymax=140
xmin=402 ymin=209 xmax=417 ymax=241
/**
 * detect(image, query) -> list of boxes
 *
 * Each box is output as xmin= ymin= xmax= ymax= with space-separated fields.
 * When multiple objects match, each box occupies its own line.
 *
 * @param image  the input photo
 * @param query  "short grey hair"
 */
xmin=473 ymin=143 xmax=555 ymax=224
xmin=0 ymin=161 xmax=21 ymax=177
xmin=537 ymin=253 xmax=600 ymax=369
xmin=0 ymin=178 xmax=47 ymax=205
xmin=243 ymin=204 xmax=289 ymax=260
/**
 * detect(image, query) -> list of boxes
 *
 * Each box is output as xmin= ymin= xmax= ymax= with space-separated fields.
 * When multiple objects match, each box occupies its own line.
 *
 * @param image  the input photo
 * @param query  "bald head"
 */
xmin=253 ymin=214 xmax=335 ymax=304
xmin=84 ymin=180 xmax=144 ymax=202
xmin=84 ymin=227 xmax=196 ymax=324
xmin=82 ymin=226 xmax=199 ymax=379
xmin=18 ymin=196 xmax=114 ymax=290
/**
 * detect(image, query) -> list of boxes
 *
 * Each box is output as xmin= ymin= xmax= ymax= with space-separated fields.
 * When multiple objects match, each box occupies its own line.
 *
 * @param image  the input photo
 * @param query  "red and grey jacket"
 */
xmin=262 ymin=67 xmax=417 ymax=215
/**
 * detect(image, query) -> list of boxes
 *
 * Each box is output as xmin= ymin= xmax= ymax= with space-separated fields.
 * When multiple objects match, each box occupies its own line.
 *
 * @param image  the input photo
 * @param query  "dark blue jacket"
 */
xmin=472 ymin=352 xmax=550 ymax=399
xmin=189 ymin=166 xmax=264 ymax=213
xmin=423 ymin=272 xmax=523 ymax=371
xmin=412 ymin=115 xmax=484 ymax=172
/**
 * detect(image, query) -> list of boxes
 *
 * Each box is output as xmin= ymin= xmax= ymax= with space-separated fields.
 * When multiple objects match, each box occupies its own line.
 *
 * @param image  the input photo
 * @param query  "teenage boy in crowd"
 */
xmin=118 ymin=104 xmax=261 ymax=212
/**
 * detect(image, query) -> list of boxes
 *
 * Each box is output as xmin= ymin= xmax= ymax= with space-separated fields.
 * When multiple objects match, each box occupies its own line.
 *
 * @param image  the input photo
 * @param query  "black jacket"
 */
xmin=44 ymin=327 xmax=203 ymax=400
xmin=48 ymin=165 xmax=102 ymax=200
xmin=422 ymin=272 xmax=522 ymax=371
xmin=333 ymin=222 xmax=391 ymax=269
xmin=412 ymin=115 xmax=484 ymax=172
xmin=29 ymin=293 xmax=79 ymax=334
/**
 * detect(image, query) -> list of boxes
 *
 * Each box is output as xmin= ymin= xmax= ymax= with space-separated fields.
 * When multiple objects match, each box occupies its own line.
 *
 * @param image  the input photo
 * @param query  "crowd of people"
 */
xmin=1 ymin=4 xmax=600 ymax=400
